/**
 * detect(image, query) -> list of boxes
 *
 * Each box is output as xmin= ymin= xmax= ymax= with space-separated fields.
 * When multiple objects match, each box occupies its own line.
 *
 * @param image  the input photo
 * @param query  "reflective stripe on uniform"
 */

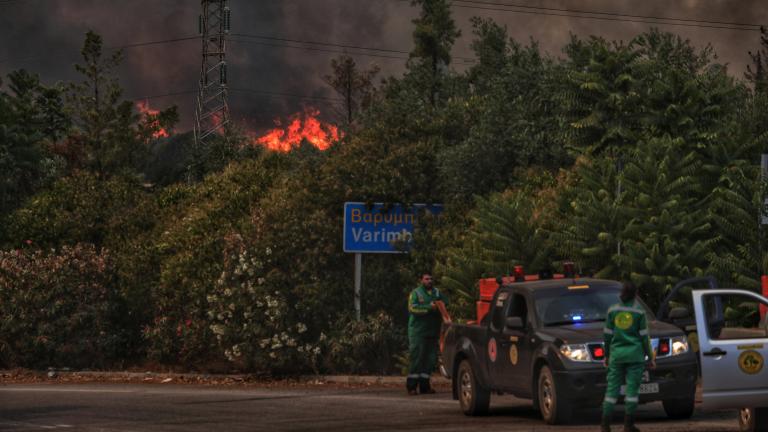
xmin=625 ymin=396 xmax=639 ymax=403
xmin=419 ymin=373 xmax=430 ymax=379
xmin=604 ymin=328 xmax=614 ymax=334
xmin=407 ymin=374 xmax=419 ymax=379
xmin=604 ymin=396 xmax=617 ymax=404
xmin=607 ymin=305 xmax=645 ymax=314
xmin=639 ymin=329 xmax=648 ymax=336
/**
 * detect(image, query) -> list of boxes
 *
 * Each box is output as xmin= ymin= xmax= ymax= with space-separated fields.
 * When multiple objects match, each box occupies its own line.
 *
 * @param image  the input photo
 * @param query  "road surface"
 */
xmin=0 ymin=383 xmax=739 ymax=431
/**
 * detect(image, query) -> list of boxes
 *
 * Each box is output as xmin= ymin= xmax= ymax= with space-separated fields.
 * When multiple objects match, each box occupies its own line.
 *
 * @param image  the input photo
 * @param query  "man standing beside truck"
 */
xmin=406 ymin=272 xmax=447 ymax=395
xmin=601 ymin=281 xmax=656 ymax=432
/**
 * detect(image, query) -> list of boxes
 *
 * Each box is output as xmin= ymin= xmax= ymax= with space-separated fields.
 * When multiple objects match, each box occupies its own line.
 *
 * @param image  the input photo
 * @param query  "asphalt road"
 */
xmin=0 ymin=383 xmax=739 ymax=431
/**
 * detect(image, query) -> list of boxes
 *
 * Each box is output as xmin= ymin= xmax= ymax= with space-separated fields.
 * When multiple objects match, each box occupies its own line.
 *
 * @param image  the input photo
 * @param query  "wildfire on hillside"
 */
xmin=253 ymin=108 xmax=340 ymax=152
xmin=136 ymin=100 xmax=169 ymax=139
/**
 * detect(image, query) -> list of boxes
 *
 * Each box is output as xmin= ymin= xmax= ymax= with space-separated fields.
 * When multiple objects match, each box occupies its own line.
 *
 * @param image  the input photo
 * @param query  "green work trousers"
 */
xmin=406 ymin=335 xmax=438 ymax=392
xmin=602 ymin=361 xmax=645 ymax=416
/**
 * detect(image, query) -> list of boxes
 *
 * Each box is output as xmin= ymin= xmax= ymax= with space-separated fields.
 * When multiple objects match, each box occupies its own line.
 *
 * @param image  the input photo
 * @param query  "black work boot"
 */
xmin=600 ymin=414 xmax=611 ymax=432
xmin=623 ymin=413 xmax=640 ymax=432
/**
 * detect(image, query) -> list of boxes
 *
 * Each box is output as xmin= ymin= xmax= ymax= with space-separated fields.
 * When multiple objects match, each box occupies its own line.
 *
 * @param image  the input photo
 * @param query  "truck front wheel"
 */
xmin=662 ymin=396 xmax=695 ymax=419
xmin=537 ymin=365 xmax=571 ymax=424
xmin=457 ymin=359 xmax=490 ymax=416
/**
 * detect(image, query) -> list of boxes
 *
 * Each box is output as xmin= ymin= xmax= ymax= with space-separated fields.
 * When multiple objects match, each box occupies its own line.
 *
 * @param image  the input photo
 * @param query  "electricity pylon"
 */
xmin=193 ymin=0 xmax=230 ymax=151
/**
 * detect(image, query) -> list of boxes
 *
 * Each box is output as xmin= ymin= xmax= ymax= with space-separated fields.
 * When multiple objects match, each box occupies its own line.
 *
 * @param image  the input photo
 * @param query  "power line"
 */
xmin=0 ymin=35 xmax=198 ymax=65
xmin=451 ymin=0 xmax=764 ymax=29
xmin=231 ymin=32 xmax=477 ymax=63
xmin=449 ymin=1 xmax=763 ymax=32
xmin=129 ymin=90 xmax=197 ymax=101
xmin=231 ymin=32 xmax=410 ymax=55
xmin=107 ymin=36 xmax=198 ymax=50
xmin=230 ymin=87 xmax=342 ymax=103
xmin=228 ymin=38 xmax=409 ymax=61
xmin=128 ymin=88 xmax=341 ymax=104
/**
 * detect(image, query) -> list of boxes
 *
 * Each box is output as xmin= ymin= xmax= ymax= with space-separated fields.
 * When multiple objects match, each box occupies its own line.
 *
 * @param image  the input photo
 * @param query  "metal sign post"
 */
xmin=343 ymin=202 xmax=443 ymax=320
xmin=354 ymin=253 xmax=362 ymax=321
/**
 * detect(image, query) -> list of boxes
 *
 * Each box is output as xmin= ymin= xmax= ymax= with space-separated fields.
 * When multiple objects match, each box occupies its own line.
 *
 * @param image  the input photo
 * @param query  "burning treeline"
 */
xmin=136 ymin=103 xmax=340 ymax=153
xmin=253 ymin=108 xmax=340 ymax=152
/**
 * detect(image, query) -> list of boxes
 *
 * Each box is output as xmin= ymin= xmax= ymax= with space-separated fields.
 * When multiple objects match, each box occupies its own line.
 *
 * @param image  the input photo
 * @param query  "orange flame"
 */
xmin=254 ymin=108 xmax=340 ymax=152
xmin=136 ymin=100 xmax=169 ymax=139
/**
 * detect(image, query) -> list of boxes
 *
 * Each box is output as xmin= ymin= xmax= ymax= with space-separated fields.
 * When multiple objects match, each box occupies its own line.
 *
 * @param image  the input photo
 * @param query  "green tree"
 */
xmin=437 ymin=181 xmax=559 ymax=315
xmin=66 ymin=30 xmax=178 ymax=177
xmin=616 ymin=137 xmax=714 ymax=307
xmin=323 ymin=55 xmax=380 ymax=127
xmin=0 ymin=70 xmax=68 ymax=216
xmin=466 ymin=17 xmax=509 ymax=93
xmin=439 ymin=35 xmax=563 ymax=201
xmin=549 ymin=156 xmax=623 ymax=278
xmin=408 ymin=0 xmax=461 ymax=106
xmin=746 ymin=26 xmax=768 ymax=95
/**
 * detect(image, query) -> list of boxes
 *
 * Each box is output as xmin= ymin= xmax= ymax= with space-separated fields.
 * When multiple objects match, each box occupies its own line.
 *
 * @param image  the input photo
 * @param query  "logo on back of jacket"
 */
xmin=614 ymin=312 xmax=633 ymax=330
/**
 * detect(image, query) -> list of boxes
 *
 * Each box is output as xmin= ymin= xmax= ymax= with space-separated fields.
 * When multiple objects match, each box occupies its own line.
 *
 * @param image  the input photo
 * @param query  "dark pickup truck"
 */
xmin=442 ymin=277 xmax=699 ymax=424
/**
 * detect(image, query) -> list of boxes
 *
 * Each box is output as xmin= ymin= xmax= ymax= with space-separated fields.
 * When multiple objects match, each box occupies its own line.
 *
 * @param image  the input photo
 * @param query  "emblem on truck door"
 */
xmin=738 ymin=350 xmax=764 ymax=375
xmin=509 ymin=344 xmax=518 ymax=365
xmin=488 ymin=338 xmax=497 ymax=362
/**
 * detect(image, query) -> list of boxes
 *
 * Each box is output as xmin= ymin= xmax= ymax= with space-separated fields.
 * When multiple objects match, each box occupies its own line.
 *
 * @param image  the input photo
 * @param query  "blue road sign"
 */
xmin=343 ymin=202 xmax=443 ymax=253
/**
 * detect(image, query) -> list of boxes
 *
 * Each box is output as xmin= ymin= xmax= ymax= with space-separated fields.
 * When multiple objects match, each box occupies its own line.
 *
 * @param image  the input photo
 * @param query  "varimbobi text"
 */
xmin=350 ymin=228 xmax=413 ymax=243
xmin=349 ymin=208 xmax=416 ymax=227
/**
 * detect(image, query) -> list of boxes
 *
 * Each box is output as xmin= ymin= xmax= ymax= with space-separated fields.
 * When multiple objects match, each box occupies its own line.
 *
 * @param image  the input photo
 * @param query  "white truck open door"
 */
xmin=693 ymin=288 xmax=768 ymax=431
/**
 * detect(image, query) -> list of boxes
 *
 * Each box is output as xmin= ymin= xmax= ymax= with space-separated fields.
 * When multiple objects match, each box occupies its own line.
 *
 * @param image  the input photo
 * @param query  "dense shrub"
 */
xmin=0 ymin=244 xmax=121 ymax=368
xmin=143 ymin=154 xmax=290 ymax=366
xmin=206 ymin=234 xmax=324 ymax=374
xmin=323 ymin=311 xmax=405 ymax=374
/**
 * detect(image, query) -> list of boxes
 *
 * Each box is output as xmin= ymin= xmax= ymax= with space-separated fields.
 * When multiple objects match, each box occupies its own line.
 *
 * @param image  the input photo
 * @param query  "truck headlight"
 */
xmin=671 ymin=336 xmax=689 ymax=356
xmin=560 ymin=344 xmax=590 ymax=362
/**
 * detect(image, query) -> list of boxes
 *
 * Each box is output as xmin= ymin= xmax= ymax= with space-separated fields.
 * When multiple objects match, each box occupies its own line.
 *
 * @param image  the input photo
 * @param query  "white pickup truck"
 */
xmin=691 ymin=288 xmax=768 ymax=431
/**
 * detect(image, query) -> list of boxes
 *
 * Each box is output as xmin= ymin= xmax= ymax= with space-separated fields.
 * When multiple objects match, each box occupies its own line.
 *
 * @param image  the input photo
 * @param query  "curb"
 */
xmin=300 ymin=375 xmax=451 ymax=385
xmin=0 ymin=370 xmax=451 ymax=386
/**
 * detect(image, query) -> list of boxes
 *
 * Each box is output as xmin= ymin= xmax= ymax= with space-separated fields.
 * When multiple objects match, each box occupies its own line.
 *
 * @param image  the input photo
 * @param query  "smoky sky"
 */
xmin=0 ymin=0 xmax=765 ymax=133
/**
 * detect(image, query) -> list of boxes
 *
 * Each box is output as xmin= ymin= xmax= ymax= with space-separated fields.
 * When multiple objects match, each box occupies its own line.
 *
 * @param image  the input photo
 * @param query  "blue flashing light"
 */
xmin=572 ymin=315 xmax=583 ymax=321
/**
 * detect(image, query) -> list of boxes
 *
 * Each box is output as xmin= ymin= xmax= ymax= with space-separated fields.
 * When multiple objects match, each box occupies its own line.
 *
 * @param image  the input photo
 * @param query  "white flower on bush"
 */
xmin=296 ymin=323 xmax=307 ymax=334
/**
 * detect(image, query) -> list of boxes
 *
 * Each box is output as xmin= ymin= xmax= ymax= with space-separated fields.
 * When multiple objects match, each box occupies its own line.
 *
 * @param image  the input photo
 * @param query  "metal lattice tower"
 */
xmin=194 ymin=0 xmax=230 ymax=148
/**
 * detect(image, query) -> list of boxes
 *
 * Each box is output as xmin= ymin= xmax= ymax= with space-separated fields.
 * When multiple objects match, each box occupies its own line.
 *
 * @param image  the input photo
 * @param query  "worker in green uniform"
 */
xmin=406 ymin=272 xmax=447 ymax=395
xmin=601 ymin=281 xmax=655 ymax=432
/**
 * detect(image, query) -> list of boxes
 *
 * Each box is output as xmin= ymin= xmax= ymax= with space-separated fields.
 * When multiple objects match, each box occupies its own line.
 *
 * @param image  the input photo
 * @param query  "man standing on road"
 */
xmin=406 ymin=272 xmax=447 ymax=396
xmin=601 ymin=281 xmax=656 ymax=432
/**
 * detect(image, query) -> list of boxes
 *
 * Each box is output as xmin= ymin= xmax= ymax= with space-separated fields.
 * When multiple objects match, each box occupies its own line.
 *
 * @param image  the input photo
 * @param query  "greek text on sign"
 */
xmin=343 ymin=202 xmax=443 ymax=253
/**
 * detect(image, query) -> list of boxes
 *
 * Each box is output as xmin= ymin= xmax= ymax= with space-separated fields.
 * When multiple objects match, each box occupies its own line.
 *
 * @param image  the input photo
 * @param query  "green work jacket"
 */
xmin=408 ymin=284 xmax=446 ymax=338
xmin=603 ymin=298 xmax=653 ymax=364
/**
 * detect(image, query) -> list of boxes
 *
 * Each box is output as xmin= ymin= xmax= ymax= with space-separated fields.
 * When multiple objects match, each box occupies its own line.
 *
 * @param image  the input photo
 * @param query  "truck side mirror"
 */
xmin=669 ymin=307 xmax=690 ymax=320
xmin=505 ymin=316 xmax=524 ymax=329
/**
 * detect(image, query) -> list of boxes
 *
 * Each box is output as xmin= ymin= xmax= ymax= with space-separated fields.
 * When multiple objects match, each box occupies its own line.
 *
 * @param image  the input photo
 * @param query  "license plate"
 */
xmin=620 ymin=383 xmax=659 ymax=395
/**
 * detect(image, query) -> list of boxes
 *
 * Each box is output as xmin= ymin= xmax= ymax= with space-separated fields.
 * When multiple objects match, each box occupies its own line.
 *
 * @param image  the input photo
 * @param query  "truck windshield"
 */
xmin=535 ymin=289 xmax=652 ymax=326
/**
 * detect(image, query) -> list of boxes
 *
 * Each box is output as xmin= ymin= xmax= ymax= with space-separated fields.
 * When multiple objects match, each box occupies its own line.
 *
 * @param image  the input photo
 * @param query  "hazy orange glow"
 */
xmin=136 ymin=100 xmax=169 ymax=139
xmin=254 ymin=108 xmax=340 ymax=152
